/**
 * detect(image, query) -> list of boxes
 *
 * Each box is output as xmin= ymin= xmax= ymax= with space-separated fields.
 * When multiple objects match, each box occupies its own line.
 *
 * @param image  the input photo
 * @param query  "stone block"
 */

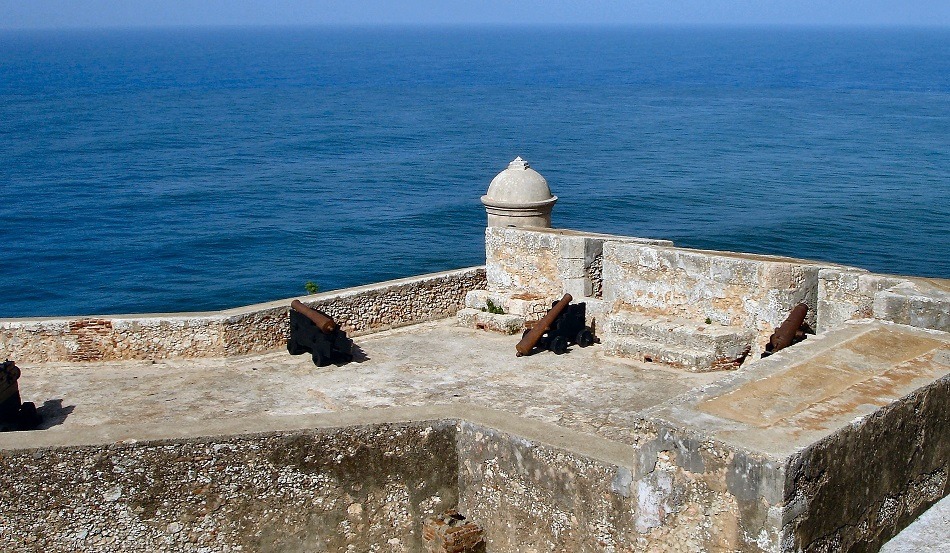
xmin=873 ymin=282 xmax=950 ymax=333
xmin=562 ymin=277 xmax=592 ymax=299
xmin=455 ymin=308 xmax=524 ymax=335
xmin=505 ymin=294 xmax=550 ymax=319
xmin=557 ymin=258 xmax=587 ymax=279
xmin=559 ymin=236 xmax=587 ymax=259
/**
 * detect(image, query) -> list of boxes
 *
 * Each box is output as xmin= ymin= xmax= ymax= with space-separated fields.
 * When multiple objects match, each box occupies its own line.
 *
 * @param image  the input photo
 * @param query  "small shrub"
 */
xmin=304 ymin=281 xmax=320 ymax=295
xmin=485 ymin=299 xmax=506 ymax=315
xmin=705 ymin=317 xmax=712 ymax=325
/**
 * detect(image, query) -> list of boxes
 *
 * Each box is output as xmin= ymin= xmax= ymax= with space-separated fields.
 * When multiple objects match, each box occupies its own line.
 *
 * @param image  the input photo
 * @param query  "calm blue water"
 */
xmin=1 ymin=27 xmax=948 ymax=317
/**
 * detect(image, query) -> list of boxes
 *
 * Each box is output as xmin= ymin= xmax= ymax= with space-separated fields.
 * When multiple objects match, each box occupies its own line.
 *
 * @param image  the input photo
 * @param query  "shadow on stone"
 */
xmin=349 ymin=344 xmax=371 ymax=364
xmin=35 ymin=399 xmax=74 ymax=429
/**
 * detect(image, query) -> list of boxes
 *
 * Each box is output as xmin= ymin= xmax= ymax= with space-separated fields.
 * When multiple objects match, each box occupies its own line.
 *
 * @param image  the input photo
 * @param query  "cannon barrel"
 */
xmin=290 ymin=300 xmax=338 ymax=334
xmin=768 ymin=303 xmax=808 ymax=353
xmin=516 ymin=293 xmax=573 ymax=357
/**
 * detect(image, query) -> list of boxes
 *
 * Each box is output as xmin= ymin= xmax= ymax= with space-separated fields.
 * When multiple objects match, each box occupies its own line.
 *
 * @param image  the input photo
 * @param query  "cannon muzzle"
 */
xmin=290 ymin=300 xmax=338 ymax=334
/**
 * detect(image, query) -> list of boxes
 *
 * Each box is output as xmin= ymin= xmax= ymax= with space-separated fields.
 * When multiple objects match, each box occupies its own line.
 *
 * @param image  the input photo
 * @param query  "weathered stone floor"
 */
xmin=5 ymin=319 xmax=727 ymax=448
xmin=3 ymin=317 xmax=948 ymax=551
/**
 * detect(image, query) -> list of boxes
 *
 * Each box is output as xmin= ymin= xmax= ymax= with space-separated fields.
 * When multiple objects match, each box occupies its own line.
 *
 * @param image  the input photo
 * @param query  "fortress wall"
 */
xmin=457 ymin=420 xmax=785 ymax=553
xmin=485 ymin=226 xmax=672 ymax=298
xmin=783 ymin=373 xmax=950 ymax=552
xmin=602 ymin=242 xmax=830 ymax=354
xmin=0 ymin=420 xmax=459 ymax=553
xmin=818 ymin=269 xmax=950 ymax=334
xmin=0 ymin=267 xmax=486 ymax=363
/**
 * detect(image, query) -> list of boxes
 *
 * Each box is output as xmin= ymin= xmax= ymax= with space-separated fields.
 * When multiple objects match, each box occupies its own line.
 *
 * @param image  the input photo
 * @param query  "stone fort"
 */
xmin=1 ymin=158 xmax=948 ymax=552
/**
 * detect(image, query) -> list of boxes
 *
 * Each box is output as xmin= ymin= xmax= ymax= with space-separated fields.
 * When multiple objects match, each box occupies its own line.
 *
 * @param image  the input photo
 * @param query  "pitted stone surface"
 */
xmin=2 ymin=318 xmax=948 ymax=552
xmin=6 ymin=319 xmax=725 ymax=449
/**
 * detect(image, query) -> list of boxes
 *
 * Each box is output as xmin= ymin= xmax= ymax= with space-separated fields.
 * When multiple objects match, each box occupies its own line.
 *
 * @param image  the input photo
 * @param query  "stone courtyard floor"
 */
xmin=3 ymin=318 xmax=947 ymax=551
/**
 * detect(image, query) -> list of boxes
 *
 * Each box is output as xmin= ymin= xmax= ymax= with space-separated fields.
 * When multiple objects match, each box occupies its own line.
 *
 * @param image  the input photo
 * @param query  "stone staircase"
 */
xmin=603 ymin=312 xmax=754 ymax=372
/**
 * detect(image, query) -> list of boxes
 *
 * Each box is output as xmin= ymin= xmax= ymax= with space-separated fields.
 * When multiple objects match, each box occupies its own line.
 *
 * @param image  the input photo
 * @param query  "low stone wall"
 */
xmin=603 ymin=243 xmax=834 ymax=355
xmin=0 ymin=421 xmax=459 ymax=552
xmin=2 ymin=395 xmax=943 ymax=552
xmin=783 ymin=374 xmax=950 ymax=552
xmin=817 ymin=269 xmax=950 ymax=334
xmin=0 ymin=267 xmax=486 ymax=363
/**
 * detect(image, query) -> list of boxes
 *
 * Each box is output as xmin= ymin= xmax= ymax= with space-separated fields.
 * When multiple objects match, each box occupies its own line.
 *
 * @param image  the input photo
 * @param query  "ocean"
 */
xmin=1 ymin=27 xmax=948 ymax=317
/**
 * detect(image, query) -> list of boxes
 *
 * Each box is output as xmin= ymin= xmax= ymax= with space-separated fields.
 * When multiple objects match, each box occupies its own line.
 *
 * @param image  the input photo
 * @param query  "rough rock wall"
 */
xmin=0 ymin=267 xmax=486 ymax=363
xmin=783 ymin=374 xmax=950 ymax=552
xmin=0 ymin=421 xmax=459 ymax=553
xmin=603 ymin=243 xmax=827 ymax=352
xmin=485 ymin=227 xmax=671 ymax=298
xmin=456 ymin=421 xmax=784 ymax=552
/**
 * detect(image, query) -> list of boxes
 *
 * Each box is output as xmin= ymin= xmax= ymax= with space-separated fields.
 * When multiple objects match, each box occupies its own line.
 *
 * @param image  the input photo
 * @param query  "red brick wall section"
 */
xmin=67 ymin=318 xmax=114 ymax=362
xmin=422 ymin=510 xmax=485 ymax=553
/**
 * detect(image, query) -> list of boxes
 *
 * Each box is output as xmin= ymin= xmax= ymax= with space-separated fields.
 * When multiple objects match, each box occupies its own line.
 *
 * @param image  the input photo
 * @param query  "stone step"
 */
xmin=603 ymin=336 xmax=719 ymax=372
xmin=464 ymin=290 xmax=550 ymax=320
xmin=456 ymin=308 xmax=525 ymax=335
xmin=603 ymin=312 xmax=753 ymax=371
xmin=605 ymin=311 xmax=752 ymax=357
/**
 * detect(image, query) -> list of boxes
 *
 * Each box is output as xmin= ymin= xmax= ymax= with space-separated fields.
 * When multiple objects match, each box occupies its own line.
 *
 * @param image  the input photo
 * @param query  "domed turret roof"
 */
xmin=482 ymin=157 xmax=556 ymax=207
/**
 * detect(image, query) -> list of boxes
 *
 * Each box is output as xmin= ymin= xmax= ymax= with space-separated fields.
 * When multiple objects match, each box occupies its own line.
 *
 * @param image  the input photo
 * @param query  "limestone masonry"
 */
xmin=1 ymin=158 xmax=947 ymax=552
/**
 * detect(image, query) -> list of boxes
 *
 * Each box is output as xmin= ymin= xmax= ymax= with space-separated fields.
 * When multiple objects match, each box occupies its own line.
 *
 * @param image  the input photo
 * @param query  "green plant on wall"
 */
xmin=304 ymin=281 xmax=320 ymax=295
xmin=482 ymin=299 xmax=505 ymax=315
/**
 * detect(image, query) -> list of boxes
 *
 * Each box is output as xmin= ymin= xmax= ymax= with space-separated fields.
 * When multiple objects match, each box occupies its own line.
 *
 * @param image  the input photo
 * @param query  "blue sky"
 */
xmin=1 ymin=1 xmax=948 ymax=29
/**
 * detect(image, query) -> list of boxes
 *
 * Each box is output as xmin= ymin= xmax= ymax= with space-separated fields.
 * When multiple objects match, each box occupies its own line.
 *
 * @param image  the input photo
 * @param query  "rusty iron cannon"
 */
xmin=762 ymin=303 xmax=809 ymax=358
xmin=1 ymin=360 xmax=41 ymax=431
xmin=288 ymin=300 xmax=354 ymax=367
xmin=516 ymin=293 xmax=596 ymax=357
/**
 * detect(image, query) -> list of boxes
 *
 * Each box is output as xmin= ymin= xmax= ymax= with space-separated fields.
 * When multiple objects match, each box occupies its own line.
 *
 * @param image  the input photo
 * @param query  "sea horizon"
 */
xmin=2 ymin=26 xmax=948 ymax=317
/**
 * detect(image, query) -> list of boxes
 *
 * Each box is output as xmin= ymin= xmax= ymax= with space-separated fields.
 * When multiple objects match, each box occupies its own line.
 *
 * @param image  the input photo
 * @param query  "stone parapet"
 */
xmin=818 ymin=269 xmax=950 ymax=334
xmin=0 ymin=267 xmax=486 ymax=363
xmin=0 ymin=420 xmax=459 ymax=552
xmin=485 ymin=226 xmax=671 ymax=298
xmin=603 ymin=243 xmax=835 ymax=359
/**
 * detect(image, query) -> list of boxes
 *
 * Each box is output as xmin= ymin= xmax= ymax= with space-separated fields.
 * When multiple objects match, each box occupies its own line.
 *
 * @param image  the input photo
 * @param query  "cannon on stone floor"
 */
xmin=762 ymin=303 xmax=810 ymax=358
xmin=288 ymin=300 xmax=354 ymax=367
xmin=1 ymin=360 xmax=41 ymax=431
xmin=516 ymin=293 xmax=596 ymax=357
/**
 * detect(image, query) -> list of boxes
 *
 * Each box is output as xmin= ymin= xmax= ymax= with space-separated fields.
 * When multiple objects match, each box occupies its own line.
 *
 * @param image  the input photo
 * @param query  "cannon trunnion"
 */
xmin=287 ymin=301 xmax=354 ymax=367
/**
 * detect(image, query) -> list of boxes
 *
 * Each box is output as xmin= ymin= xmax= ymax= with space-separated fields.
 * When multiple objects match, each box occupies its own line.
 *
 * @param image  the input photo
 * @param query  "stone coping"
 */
xmin=0 ymin=404 xmax=637 ymax=470
xmin=607 ymin=239 xmax=856 ymax=268
xmin=493 ymin=226 xmax=674 ymax=245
